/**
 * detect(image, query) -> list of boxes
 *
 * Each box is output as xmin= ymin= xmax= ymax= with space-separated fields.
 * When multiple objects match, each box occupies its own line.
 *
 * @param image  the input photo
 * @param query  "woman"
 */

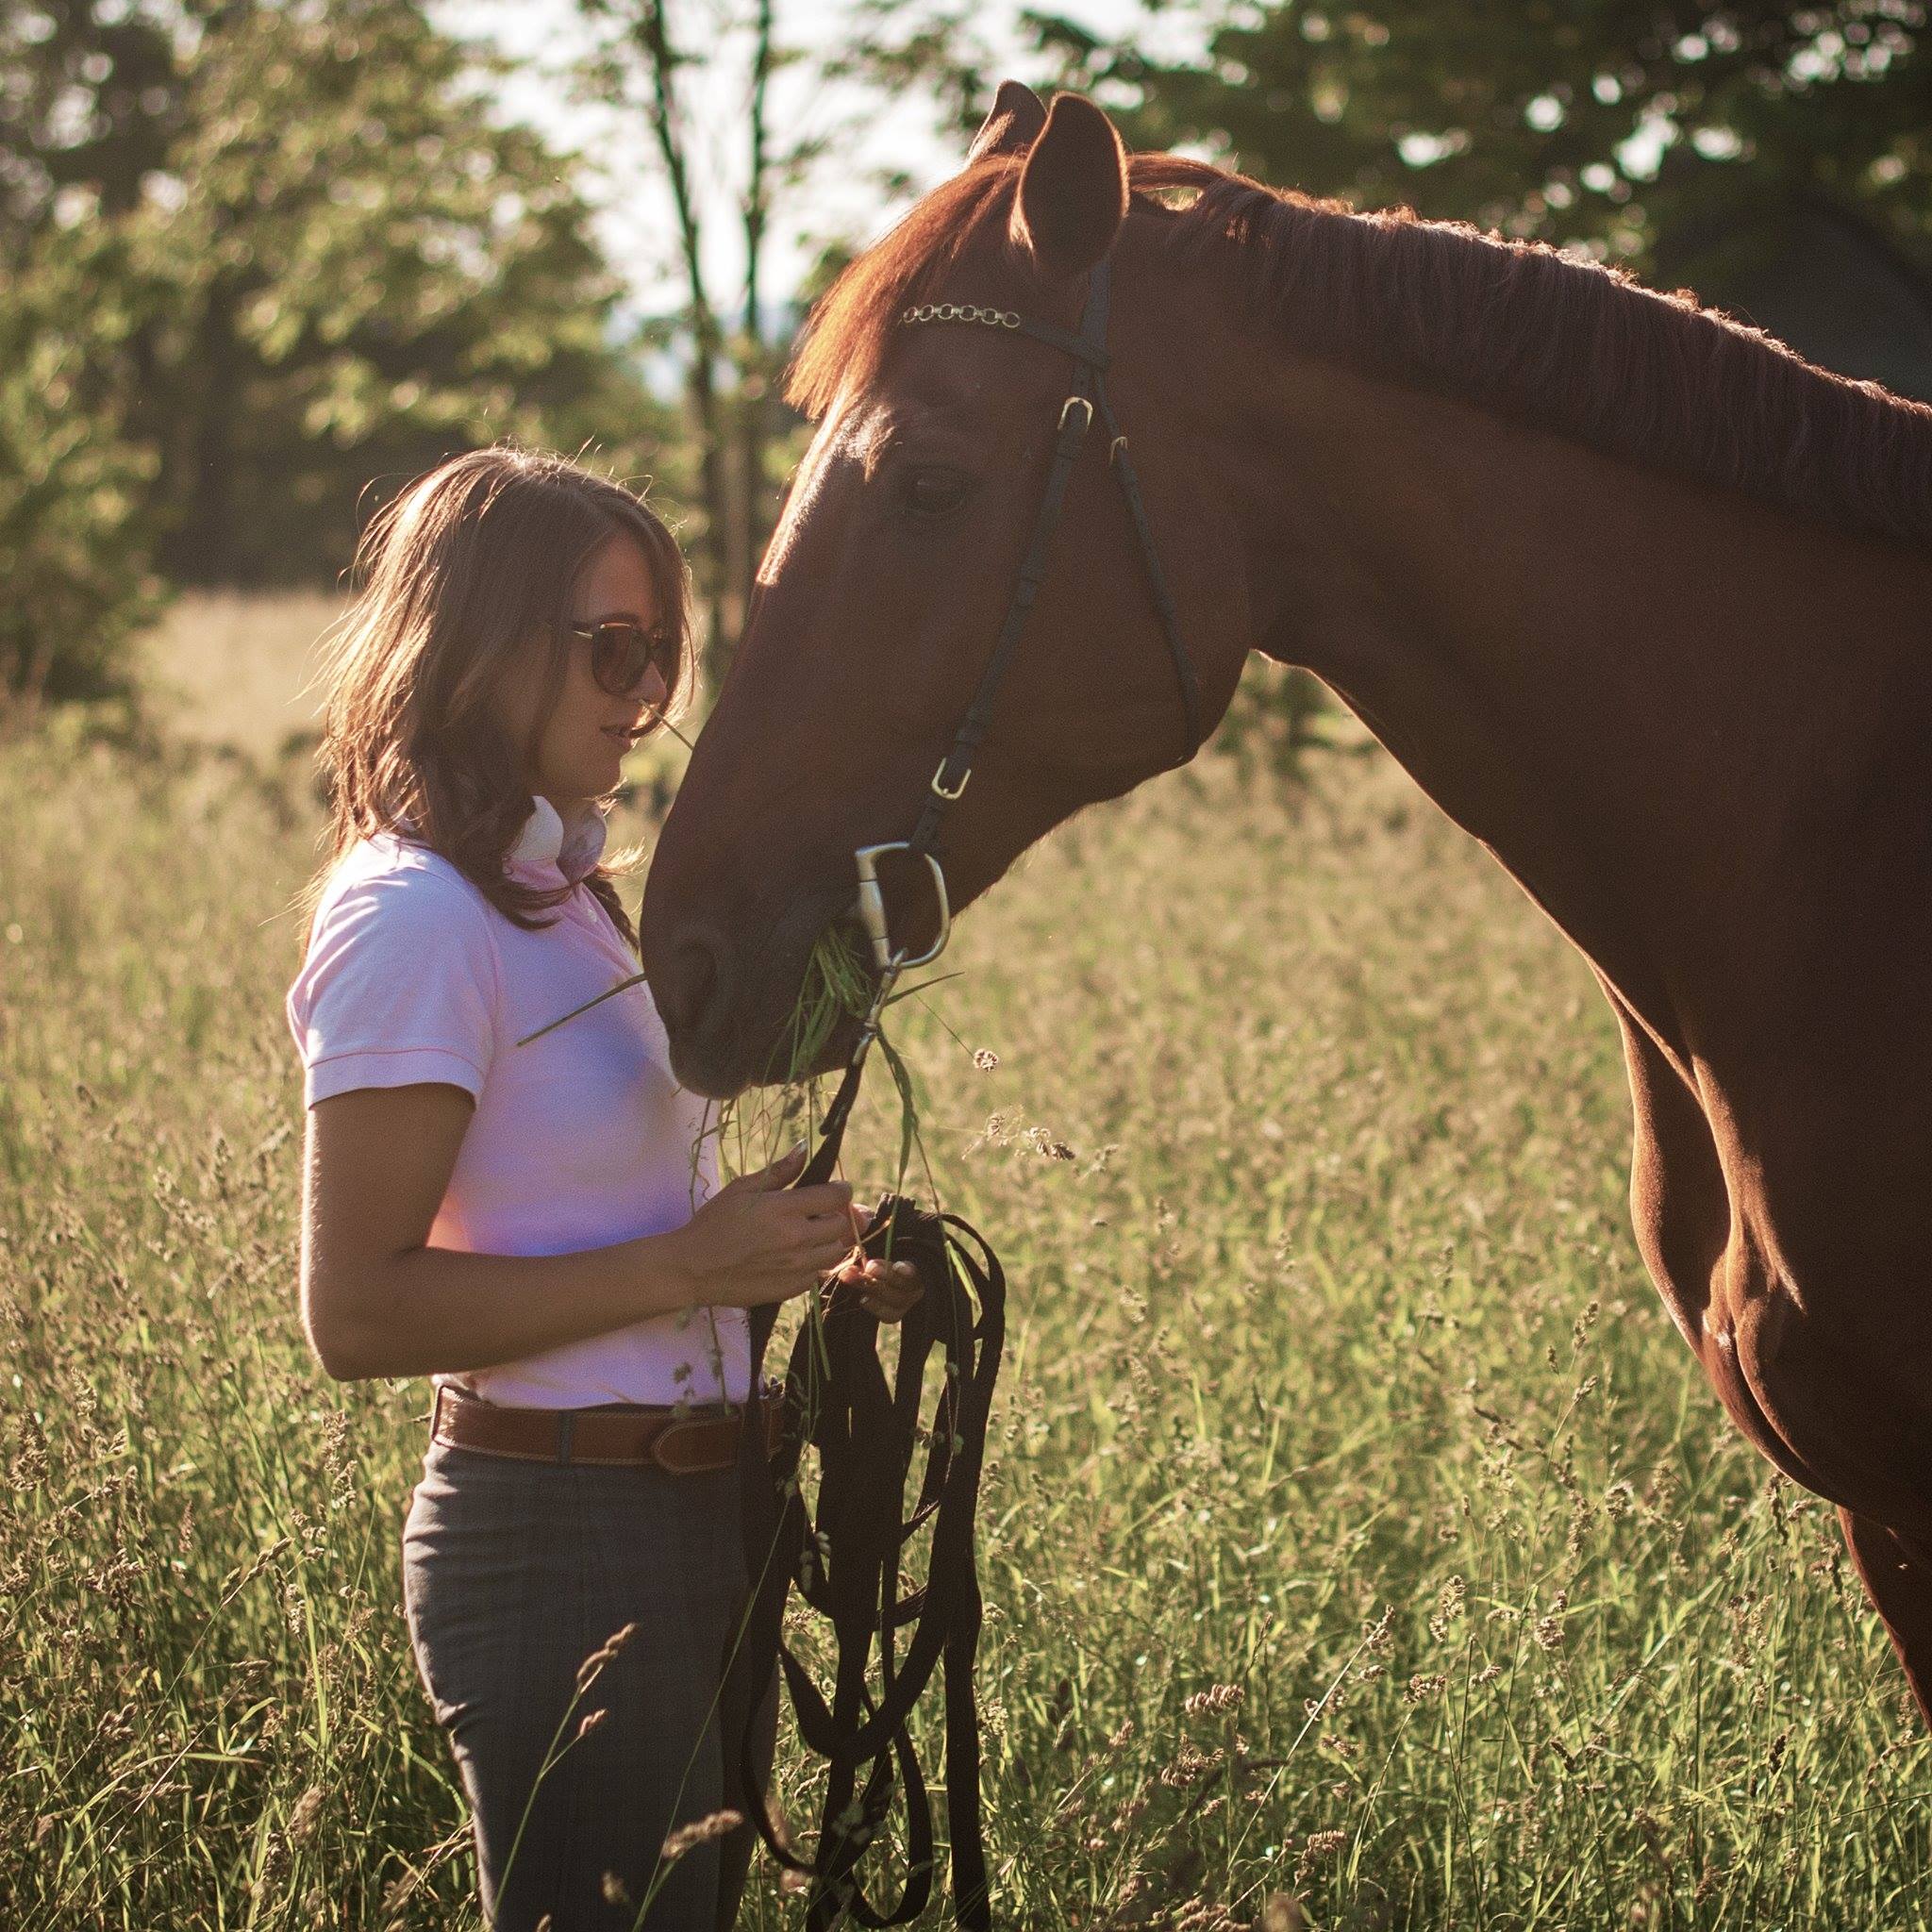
xmin=284 ymin=445 xmax=918 ymax=1929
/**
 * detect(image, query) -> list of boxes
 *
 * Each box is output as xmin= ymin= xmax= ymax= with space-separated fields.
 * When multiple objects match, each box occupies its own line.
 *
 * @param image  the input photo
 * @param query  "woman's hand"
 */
xmin=825 ymin=1199 xmax=924 ymax=1323
xmin=666 ymin=1143 xmax=857 ymax=1309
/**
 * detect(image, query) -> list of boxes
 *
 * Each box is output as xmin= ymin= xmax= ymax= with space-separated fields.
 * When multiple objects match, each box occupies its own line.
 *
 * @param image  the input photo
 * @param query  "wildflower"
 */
xmin=1294 ymin=1828 xmax=1349 ymax=1880
xmin=1159 ymin=1741 xmax=1224 ymax=1787
xmin=972 ymin=1048 xmax=999 ymax=1071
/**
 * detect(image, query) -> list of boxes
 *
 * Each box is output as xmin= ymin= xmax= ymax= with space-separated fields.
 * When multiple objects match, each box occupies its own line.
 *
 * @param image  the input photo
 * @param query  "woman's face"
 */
xmin=495 ymin=530 xmax=672 ymax=809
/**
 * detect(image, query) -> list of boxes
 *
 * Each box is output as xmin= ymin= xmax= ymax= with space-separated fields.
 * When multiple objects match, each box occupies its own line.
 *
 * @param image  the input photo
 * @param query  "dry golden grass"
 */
xmin=136 ymin=589 xmax=345 ymax=762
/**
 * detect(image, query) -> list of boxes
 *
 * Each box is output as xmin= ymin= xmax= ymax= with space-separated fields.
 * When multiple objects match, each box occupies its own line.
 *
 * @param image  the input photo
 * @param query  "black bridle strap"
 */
xmin=901 ymin=258 xmax=1203 ymax=869
xmin=906 ymin=359 xmax=1101 ymax=856
xmin=731 ymin=1186 xmax=1004 ymax=1930
xmin=1093 ymin=384 xmax=1203 ymax=751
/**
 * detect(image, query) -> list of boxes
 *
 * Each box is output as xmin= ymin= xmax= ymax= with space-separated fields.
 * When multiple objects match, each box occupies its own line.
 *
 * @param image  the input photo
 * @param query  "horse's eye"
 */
xmin=898 ymin=467 xmax=972 ymax=520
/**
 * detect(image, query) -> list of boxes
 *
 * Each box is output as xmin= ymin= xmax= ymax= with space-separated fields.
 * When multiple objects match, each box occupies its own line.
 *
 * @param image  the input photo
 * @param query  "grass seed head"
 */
xmin=660 ymin=1809 xmax=743 ymax=1862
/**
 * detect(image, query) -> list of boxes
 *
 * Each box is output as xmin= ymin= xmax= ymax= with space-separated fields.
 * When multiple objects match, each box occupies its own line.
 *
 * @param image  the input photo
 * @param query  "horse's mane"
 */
xmin=789 ymin=152 xmax=1932 ymax=552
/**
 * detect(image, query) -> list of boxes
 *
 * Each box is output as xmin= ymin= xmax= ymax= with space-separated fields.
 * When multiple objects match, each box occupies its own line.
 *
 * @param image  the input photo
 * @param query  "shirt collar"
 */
xmin=389 ymin=796 xmax=609 ymax=886
xmin=506 ymin=795 xmax=609 ymax=885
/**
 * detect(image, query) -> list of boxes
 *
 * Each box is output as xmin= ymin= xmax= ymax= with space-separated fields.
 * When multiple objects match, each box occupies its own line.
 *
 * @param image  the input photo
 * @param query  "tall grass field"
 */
xmin=2 ymin=597 xmax=1926 ymax=1927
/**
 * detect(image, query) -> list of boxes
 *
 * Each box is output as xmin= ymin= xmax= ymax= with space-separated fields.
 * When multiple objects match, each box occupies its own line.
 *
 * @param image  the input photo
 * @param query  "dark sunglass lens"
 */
xmin=590 ymin=625 xmax=647 ymax=696
xmin=649 ymin=627 xmax=679 ymax=686
xmin=581 ymin=621 xmax=675 ymax=701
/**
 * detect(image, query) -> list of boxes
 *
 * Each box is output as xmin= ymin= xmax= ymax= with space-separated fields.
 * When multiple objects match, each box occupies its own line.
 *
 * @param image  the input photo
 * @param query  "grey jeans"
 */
xmin=402 ymin=1437 xmax=774 ymax=1931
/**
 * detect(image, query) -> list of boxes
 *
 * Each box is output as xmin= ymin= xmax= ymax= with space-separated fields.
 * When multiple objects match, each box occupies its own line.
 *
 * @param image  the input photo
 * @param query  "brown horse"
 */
xmin=639 ymin=83 xmax=1932 ymax=1723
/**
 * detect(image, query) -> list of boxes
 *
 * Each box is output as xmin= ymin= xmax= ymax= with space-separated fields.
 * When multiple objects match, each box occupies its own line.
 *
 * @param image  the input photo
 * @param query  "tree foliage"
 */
xmin=0 ymin=224 xmax=161 ymax=708
xmin=3 ymin=0 xmax=678 ymax=708
xmin=1033 ymin=1 xmax=1932 ymax=275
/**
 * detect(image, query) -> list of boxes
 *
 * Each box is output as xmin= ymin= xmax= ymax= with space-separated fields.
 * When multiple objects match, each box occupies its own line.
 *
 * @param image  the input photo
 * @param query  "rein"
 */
xmin=725 ymin=254 xmax=1202 ymax=1926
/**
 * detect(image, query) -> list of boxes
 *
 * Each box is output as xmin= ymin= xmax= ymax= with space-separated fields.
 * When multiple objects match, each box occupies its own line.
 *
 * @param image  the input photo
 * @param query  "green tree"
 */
xmin=575 ymin=0 xmax=838 ymax=682
xmin=3 ymin=0 xmax=683 ymax=691
xmin=0 ymin=224 xmax=162 ymax=711
xmin=1 ymin=5 xmax=164 ymax=709
xmin=1031 ymin=1 xmax=1932 ymax=276
xmin=134 ymin=0 xmax=680 ymax=583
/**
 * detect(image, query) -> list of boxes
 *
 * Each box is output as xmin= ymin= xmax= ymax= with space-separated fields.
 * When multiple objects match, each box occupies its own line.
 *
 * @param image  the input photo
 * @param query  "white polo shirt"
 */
xmin=285 ymin=795 xmax=747 ymax=1407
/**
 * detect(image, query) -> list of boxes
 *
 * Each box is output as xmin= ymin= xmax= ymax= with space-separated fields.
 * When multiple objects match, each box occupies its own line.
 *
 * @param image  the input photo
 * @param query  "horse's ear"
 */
xmin=968 ymin=80 xmax=1047 ymax=164
xmin=1008 ymin=92 xmax=1127 ymax=284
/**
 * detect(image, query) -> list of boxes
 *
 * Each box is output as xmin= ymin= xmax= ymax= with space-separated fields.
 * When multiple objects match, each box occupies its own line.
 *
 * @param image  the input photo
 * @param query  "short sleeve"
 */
xmin=285 ymin=867 xmax=499 ymax=1108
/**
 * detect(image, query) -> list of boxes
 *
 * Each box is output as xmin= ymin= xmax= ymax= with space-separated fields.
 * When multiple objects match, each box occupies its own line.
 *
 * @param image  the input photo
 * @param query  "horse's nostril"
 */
xmin=658 ymin=925 xmax=729 ymax=1040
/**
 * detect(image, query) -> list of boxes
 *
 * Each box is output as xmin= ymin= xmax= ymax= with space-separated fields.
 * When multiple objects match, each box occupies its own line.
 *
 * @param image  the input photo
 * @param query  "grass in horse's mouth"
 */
xmin=712 ymin=917 xmax=958 ymax=1224
xmin=784 ymin=923 xmax=873 ymax=1085
xmin=712 ymin=922 xmax=879 ymax=1183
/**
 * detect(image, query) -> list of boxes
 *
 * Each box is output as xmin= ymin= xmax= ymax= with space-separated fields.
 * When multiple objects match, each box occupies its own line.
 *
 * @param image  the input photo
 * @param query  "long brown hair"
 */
xmin=295 ymin=445 xmax=694 ymax=958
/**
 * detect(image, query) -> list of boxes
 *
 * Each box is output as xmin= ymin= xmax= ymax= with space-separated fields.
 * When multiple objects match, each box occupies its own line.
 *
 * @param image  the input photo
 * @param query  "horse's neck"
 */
xmin=1233 ymin=350 xmax=1932 ymax=1077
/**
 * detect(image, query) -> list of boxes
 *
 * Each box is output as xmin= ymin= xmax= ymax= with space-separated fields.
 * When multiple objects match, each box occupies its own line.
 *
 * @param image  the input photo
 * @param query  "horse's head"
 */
xmin=641 ymin=86 xmax=1257 ymax=1095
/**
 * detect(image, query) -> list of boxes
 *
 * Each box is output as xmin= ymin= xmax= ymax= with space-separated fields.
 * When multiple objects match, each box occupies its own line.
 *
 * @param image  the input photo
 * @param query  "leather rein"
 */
xmin=726 ymin=254 xmax=1203 ymax=1928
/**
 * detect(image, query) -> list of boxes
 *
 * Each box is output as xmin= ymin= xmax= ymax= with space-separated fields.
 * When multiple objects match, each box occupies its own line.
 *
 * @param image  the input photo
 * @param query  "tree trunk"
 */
xmin=739 ymin=0 xmax=776 ymax=620
xmin=631 ymin=0 xmax=736 ymax=689
xmin=164 ymin=275 xmax=242 ymax=585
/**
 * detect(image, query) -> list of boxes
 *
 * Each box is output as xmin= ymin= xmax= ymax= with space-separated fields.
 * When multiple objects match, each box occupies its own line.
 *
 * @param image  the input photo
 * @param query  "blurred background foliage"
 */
xmin=1031 ymin=1 xmax=1932 ymax=263
xmin=2 ymin=0 xmax=677 ymax=704
xmin=7 ymin=0 xmax=1932 ymax=734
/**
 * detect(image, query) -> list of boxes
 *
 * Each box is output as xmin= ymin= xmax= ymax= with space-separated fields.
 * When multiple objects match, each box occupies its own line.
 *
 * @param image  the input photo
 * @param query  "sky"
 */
xmin=440 ymin=0 xmax=1207 ymax=324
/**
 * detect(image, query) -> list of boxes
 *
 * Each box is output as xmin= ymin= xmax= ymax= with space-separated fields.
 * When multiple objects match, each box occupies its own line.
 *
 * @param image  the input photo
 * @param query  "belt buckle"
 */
xmin=651 ymin=1407 xmax=732 ymax=1475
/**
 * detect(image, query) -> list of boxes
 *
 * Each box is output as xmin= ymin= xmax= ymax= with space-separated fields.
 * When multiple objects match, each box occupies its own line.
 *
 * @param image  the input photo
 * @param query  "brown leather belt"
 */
xmin=431 ymin=1383 xmax=781 ymax=1474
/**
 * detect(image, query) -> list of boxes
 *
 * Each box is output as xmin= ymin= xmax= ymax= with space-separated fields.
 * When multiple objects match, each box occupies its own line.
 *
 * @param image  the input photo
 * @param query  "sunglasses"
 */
xmin=568 ymin=620 xmax=680 ymax=702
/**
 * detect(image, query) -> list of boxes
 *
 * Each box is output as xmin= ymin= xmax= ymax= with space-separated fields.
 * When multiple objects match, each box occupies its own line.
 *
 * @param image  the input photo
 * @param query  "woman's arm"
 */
xmin=300 ymin=1082 xmax=857 ymax=1382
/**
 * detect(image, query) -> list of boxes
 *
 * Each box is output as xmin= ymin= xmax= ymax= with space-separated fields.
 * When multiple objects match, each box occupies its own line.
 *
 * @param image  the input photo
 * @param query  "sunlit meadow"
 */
xmin=1 ymin=600 xmax=1925 ymax=1927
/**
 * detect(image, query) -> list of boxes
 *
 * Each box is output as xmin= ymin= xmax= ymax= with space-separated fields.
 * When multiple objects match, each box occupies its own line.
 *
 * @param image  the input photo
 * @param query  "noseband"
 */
xmin=730 ymin=255 xmax=1200 ymax=1929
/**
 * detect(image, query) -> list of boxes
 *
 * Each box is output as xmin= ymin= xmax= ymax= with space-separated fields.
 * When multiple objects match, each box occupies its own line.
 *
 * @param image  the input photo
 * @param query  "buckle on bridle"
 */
xmin=854 ymin=841 xmax=952 ymax=975
xmin=930 ymin=758 xmax=971 ymax=802
xmin=1058 ymin=394 xmax=1094 ymax=434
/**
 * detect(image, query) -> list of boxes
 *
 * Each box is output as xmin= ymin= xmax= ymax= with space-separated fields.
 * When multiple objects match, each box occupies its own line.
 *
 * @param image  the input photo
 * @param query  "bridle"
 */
xmin=841 ymin=253 xmax=1206 ymax=1119
xmin=728 ymin=253 xmax=1202 ymax=1929
xmin=898 ymin=258 xmax=1205 ymax=855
